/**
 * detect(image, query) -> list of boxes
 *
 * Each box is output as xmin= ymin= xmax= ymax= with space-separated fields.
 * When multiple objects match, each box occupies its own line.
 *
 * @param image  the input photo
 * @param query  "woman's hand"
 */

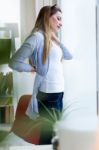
xmin=29 ymin=59 xmax=36 ymax=73
xmin=51 ymin=32 xmax=60 ymax=46
xmin=31 ymin=67 xmax=36 ymax=73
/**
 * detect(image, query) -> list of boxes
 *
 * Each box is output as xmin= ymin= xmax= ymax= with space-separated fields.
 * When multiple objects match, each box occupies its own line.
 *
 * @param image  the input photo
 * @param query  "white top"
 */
xmin=39 ymin=41 xmax=64 ymax=93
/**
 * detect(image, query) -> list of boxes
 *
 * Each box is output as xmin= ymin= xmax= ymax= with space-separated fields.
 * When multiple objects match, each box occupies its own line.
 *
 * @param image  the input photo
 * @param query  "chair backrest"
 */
xmin=11 ymin=95 xmax=40 ymax=145
xmin=15 ymin=95 xmax=32 ymax=118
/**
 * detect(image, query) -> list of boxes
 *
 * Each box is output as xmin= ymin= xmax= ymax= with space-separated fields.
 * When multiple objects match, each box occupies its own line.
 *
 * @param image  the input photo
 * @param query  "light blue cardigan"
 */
xmin=9 ymin=31 xmax=72 ymax=119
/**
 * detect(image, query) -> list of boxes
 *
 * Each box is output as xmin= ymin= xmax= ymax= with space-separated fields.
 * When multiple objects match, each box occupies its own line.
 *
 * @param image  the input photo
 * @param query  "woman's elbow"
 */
xmin=8 ymin=59 xmax=19 ymax=71
xmin=64 ymin=54 xmax=73 ymax=60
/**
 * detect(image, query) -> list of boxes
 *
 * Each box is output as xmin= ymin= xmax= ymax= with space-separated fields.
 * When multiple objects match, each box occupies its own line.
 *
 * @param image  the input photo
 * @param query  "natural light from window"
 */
xmin=0 ymin=0 xmax=20 ymax=23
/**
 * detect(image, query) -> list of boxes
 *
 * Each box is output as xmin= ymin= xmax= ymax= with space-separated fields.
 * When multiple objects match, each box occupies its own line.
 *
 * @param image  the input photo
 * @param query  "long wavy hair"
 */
xmin=31 ymin=4 xmax=62 ymax=64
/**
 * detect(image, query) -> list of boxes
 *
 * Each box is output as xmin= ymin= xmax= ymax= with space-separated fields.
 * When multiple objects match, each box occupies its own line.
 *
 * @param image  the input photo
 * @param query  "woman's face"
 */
xmin=49 ymin=11 xmax=62 ymax=33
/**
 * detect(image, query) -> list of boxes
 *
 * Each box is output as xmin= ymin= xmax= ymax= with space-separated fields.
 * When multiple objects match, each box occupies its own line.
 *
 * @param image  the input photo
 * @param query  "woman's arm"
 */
xmin=9 ymin=32 xmax=40 ymax=72
xmin=60 ymin=43 xmax=72 ymax=60
xmin=51 ymin=32 xmax=72 ymax=60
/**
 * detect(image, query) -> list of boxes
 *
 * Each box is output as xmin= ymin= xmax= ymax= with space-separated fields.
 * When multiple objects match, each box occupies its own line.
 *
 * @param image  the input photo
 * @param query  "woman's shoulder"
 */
xmin=32 ymin=30 xmax=44 ymax=40
xmin=24 ymin=30 xmax=44 ymax=45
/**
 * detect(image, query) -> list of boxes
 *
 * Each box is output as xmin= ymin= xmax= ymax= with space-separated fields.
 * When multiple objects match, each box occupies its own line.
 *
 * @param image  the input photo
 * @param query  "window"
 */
xmin=61 ymin=0 xmax=97 ymax=115
xmin=0 ymin=0 xmax=20 ymax=23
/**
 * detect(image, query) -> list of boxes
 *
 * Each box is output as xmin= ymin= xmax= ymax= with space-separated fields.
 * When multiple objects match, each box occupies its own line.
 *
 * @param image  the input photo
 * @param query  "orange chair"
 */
xmin=11 ymin=95 xmax=40 ymax=145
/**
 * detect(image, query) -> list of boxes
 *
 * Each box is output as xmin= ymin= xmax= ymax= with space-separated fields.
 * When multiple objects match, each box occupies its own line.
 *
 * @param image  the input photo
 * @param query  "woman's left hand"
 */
xmin=29 ymin=59 xmax=36 ymax=73
xmin=51 ymin=32 xmax=60 ymax=46
xmin=31 ymin=67 xmax=36 ymax=73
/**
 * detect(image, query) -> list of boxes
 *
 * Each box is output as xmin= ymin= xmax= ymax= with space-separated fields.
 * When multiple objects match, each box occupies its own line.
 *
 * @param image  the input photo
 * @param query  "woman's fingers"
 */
xmin=31 ymin=67 xmax=36 ymax=72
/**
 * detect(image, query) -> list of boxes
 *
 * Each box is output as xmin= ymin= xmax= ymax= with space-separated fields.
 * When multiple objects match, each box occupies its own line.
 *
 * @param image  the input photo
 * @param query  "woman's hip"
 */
xmin=36 ymin=90 xmax=64 ymax=112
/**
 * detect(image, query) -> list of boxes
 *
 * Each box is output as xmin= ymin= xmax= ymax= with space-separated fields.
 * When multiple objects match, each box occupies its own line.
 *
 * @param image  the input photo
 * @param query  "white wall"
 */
xmin=61 ymin=0 xmax=97 ymax=117
xmin=20 ymin=0 xmax=36 ymax=42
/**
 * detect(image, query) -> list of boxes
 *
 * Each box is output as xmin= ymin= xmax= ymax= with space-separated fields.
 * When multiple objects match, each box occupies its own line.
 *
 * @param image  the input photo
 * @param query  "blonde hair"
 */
xmin=32 ymin=5 xmax=62 ymax=64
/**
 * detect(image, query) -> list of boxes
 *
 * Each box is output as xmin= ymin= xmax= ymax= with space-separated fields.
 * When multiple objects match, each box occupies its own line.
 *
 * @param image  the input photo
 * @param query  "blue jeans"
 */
xmin=37 ymin=90 xmax=63 ymax=110
xmin=37 ymin=91 xmax=64 ymax=145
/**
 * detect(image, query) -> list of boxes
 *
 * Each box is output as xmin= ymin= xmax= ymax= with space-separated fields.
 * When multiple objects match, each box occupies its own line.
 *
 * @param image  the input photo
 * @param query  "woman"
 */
xmin=9 ymin=4 xmax=72 ymax=144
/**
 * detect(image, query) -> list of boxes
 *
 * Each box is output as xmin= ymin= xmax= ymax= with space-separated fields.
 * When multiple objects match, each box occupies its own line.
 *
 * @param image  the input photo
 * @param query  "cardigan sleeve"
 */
xmin=9 ymin=32 xmax=41 ymax=72
xmin=25 ymin=74 xmax=44 ymax=119
xmin=60 ymin=43 xmax=73 ymax=60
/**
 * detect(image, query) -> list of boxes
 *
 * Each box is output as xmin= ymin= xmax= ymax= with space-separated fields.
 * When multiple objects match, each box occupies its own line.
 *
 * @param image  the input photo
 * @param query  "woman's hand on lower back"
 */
xmin=31 ymin=67 xmax=36 ymax=73
xmin=29 ymin=58 xmax=36 ymax=73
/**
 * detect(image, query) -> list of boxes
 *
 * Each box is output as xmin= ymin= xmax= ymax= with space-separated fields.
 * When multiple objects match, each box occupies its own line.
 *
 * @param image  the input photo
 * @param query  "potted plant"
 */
xmin=34 ymin=99 xmax=80 ymax=146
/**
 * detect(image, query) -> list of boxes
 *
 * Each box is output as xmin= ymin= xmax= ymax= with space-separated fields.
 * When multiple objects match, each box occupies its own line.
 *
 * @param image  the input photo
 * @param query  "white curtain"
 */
xmin=61 ymin=0 xmax=97 ymax=117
